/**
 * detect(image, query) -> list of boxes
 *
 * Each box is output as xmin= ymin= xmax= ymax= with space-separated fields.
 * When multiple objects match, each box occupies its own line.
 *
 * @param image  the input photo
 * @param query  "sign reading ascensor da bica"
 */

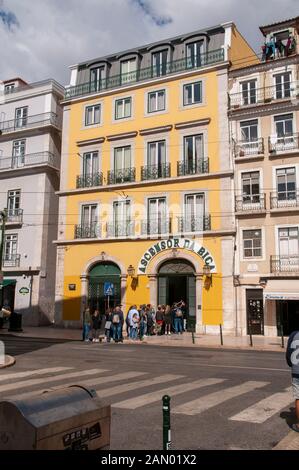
xmin=138 ymin=238 xmax=217 ymax=274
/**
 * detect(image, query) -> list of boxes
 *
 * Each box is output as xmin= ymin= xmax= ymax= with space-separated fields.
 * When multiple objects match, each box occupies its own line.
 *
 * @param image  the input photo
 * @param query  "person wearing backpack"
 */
xmin=173 ymin=304 xmax=183 ymax=334
xmin=111 ymin=306 xmax=124 ymax=343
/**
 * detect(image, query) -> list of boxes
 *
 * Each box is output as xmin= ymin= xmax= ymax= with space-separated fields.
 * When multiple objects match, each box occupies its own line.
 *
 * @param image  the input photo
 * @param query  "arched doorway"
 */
xmin=88 ymin=262 xmax=121 ymax=313
xmin=158 ymin=259 xmax=196 ymax=318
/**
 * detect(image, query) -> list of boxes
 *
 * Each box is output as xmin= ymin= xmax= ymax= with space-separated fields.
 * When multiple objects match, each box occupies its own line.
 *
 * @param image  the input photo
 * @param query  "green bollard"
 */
xmin=162 ymin=395 xmax=171 ymax=450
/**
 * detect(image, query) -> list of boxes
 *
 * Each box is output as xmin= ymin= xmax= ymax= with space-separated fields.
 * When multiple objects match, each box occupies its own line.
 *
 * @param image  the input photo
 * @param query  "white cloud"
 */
xmin=0 ymin=0 xmax=298 ymax=85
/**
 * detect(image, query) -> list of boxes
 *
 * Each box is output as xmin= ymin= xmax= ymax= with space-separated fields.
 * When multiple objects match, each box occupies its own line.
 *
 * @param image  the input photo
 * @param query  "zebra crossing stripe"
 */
xmin=96 ymin=374 xmax=184 ymax=399
xmin=0 ymin=368 xmax=107 ymax=394
xmin=9 ymin=371 xmax=147 ymax=401
xmin=172 ymin=381 xmax=269 ymax=415
xmin=229 ymin=387 xmax=293 ymax=423
xmin=0 ymin=367 xmax=73 ymax=382
xmin=113 ymin=378 xmax=225 ymax=409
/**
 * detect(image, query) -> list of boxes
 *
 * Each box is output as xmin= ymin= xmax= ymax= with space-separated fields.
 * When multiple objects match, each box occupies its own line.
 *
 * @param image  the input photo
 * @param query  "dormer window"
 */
xmin=186 ymin=41 xmax=204 ymax=68
xmin=121 ymin=58 xmax=137 ymax=84
xmin=90 ymin=66 xmax=105 ymax=92
xmin=4 ymin=83 xmax=15 ymax=94
xmin=152 ymin=50 xmax=168 ymax=77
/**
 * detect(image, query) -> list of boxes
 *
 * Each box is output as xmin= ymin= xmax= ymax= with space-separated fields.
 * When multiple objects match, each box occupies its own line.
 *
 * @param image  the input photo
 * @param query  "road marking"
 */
xmin=193 ymin=363 xmax=288 ymax=373
xmin=9 ymin=371 xmax=146 ymax=400
xmin=96 ymin=374 xmax=184 ymax=398
xmin=0 ymin=368 xmax=107 ymax=394
xmin=229 ymin=387 xmax=293 ymax=423
xmin=113 ymin=378 xmax=225 ymax=409
xmin=0 ymin=367 xmax=73 ymax=382
xmin=173 ymin=381 xmax=269 ymax=415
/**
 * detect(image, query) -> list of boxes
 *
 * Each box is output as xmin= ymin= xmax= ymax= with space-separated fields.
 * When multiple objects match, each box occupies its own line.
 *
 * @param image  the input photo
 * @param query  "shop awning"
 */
xmin=263 ymin=279 xmax=299 ymax=301
xmin=0 ymin=279 xmax=17 ymax=287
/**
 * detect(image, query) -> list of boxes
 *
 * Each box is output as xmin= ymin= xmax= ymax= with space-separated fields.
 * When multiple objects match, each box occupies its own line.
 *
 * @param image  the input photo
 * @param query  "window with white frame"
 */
xmin=115 ymin=97 xmax=131 ymax=120
xmin=152 ymin=50 xmax=168 ymax=77
xmin=81 ymin=204 xmax=98 ymax=227
xmin=147 ymin=140 xmax=166 ymax=167
xmin=4 ymin=83 xmax=15 ymax=93
xmin=184 ymin=193 xmax=205 ymax=231
xmin=274 ymin=113 xmax=293 ymax=137
xmin=83 ymin=151 xmax=99 ymax=176
xmin=15 ymin=106 xmax=28 ymax=128
xmin=240 ymin=119 xmax=258 ymax=142
xmin=12 ymin=140 xmax=26 ymax=167
xmin=114 ymin=146 xmax=131 ymax=171
xmin=241 ymin=80 xmax=257 ymax=105
xmin=243 ymin=229 xmax=262 ymax=258
xmin=186 ymin=41 xmax=204 ymax=68
xmin=147 ymin=197 xmax=167 ymax=234
xmin=7 ymin=190 xmax=21 ymax=216
xmin=276 ymin=167 xmax=296 ymax=201
xmin=148 ymin=89 xmax=165 ymax=113
xmin=279 ymin=227 xmax=299 ymax=258
xmin=113 ymin=200 xmax=131 ymax=237
xmin=85 ymin=104 xmax=101 ymax=126
xmin=121 ymin=59 xmax=136 ymax=84
xmin=275 ymin=72 xmax=291 ymax=99
xmin=241 ymin=171 xmax=261 ymax=204
xmin=90 ymin=66 xmax=104 ymax=91
xmin=4 ymin=234 xmax=18 ymax=261
xmin=184 ymin=134 xmax=204 ymax=172
xmin=183 ymin=81 xmax=202 ymax=106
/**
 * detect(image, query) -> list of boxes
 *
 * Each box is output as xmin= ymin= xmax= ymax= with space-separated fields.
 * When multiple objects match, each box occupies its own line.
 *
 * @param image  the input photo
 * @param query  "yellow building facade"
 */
xmin=55 ymin=22 xmax=258 ymax=333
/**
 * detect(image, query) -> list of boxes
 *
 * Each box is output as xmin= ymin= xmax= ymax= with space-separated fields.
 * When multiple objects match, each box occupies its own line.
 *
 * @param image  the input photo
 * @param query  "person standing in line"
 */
xmin=164 ymin=305 xmax=172 ymax=335
xmin=173 ymin=303 xmax=183 ymax=334
xmin=139 ymin=304 xmax=147 ymax=339
xmin=146 ymin=306 xmax=154 ymax=336
xmin=83 ymin=307 xmax=91 ymax=341
xmin=104 ymin=308 xmax=113 ymax=343
xmin=155 ymin=305 xmax=165 ymax=335
xmin=130 ymin=312 xmax=139 ymax=340
xmin=111 ymin=306 xmax=124 ymax=343
xmin=286 ymin=329 xmax=299 ymax=432
xmin=91 ymin=309 xmax=101 ymax=342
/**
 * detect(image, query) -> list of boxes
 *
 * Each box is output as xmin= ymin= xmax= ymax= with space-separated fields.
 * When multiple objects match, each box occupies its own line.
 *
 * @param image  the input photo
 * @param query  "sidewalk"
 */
xmin=0 ymin=325 xmax=287 ymax=352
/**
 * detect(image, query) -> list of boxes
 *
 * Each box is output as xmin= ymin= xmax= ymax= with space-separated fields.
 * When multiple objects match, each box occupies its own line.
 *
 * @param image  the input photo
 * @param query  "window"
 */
xmin=7 ymin=190 xmax=21 ymax=215
xmin=114 ymin=146 xmax=131 ymax=171
xmin=85 ymin=104 xmax=101 ymax=126
xmin=241 ymin=80 xmax=257 ymax=105
xmin=148 ymin=90 xmax=165 ymax=113
xmin=90 ymin=67 xmax=104 ymax=92
xmin=243 ymin=230 xmax=262 ymax=258
xmin=12 ymin=140 xmax=26 ymax=168
xmin=184 ymin=193 xmax=205 ymax=231
xmin=275 ymin=72 xmax=291 ymax=99
xmin=274 ymin=113 xmax=293 ymax=137
xmin=184 ymin=134 xmax=204 ymax=173
xmin=147 ymin=197 xmax=167 ymax=234
xmin=4 ymin=83 xmax=15 ymax=93
xmin=81 ymin=204 xmax=97 ymax=227
xmin=121 ymin=59 xmax=136 ymax=84
xmin=113 ymin=200 xmax=131 ymax=237
xmin=183 ymin=82 xmax=202 ymax=105
xmin=276 ymin=167 xmax=296 ymax=201
xmin=115 ymin=97 xmax=131 ymax=120
xmin=4 ymin=234 xmax=18 ymax=260
xmin=152 ymin=50 xmax=168 ymax=77
xmin=279 ymin=227 xmax=299 ymax=257
xmin=147 ymin=140 xmax=166 ymax=167
xmin=240 ymin=119 xmax=258 ymax=142
xmin=186 ymin=41 xmax=204 ymax=68
xmin=241 ymin=172 xmax=260 ymax=204
xmin=83 ymin=152 xmax=99 ymax=176
xmin=15 ymin=107 xmax=28 ymax=128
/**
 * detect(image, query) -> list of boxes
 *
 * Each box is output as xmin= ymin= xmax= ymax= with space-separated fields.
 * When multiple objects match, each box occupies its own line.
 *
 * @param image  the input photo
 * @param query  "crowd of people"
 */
xmin=83 ymin=300 xmax=187 ymax=343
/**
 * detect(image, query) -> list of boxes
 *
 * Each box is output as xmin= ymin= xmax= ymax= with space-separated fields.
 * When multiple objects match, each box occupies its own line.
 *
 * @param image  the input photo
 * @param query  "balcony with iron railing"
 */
xmin=106 ymin=220 xmax=135 ymax=238
xmin=3 ymin=253 xmax=21 ymax=267
xmin=0 ymin=112 xmax=61 ymax=136
xmin=76 ymin=172 xmax=103 ymax=189
xmin=229 ymin=82 xmax=298 ymax=109
xmin=5 ymin=208 xmax=23 ymax=224
xmin=107 ymin=167 xmax=135 ymax=185
xmin=74 ymin=223 xmax=100 ymax=239
xmin=268 ymin=133 xmax=299 ymax=154
xmin=140 ymin=218 xmax=171 ymax=236
xmin=270 ymin=255 xmax=299 ymax=274
xmin=233 ymin=138 xmax=264 ymax=159
xmin=270 ymin=190 xmax=299 ymax=209
xmin=64 ymin=49 xmax=224 ymax=100
xmin=141 ymin=163 xmax=171 ymax=181
xmin=178 ymin=214 xmax=211 ymax=233
xmin=177 ymin=158 xmax=209 ymax=177
xmin=235 ymin=194 xmax=266 ymax=213
xmin=0 ymin=152 xmax=58 ymax=171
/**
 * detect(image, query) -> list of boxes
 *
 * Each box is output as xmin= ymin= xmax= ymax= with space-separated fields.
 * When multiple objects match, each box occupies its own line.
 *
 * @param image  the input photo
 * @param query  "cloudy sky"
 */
xmin=0 ymin=0 xmax=298 ymax=85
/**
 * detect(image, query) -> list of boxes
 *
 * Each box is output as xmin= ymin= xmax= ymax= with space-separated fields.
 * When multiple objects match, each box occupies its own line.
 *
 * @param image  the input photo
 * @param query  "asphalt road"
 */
xmin=0 ymin=334 xmax=295 ymax=450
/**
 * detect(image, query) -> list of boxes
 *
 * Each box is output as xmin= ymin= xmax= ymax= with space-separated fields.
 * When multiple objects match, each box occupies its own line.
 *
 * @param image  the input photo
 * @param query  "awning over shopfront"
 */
xmin=263 ymin=279 xmax=299 ymax=301
xmin=0 ymin=279 xmax=17 ymax=287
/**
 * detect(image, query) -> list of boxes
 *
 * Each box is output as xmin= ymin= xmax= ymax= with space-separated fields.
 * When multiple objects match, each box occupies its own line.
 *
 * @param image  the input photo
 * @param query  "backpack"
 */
xmin=112 ymin=314 xmax=120 ymax=324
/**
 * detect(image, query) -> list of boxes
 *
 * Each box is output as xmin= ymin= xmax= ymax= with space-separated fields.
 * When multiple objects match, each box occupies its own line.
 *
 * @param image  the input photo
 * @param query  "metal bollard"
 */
xmin=249 ymin=321 xmax=253 ymax=347
xmin=219 ymin=324 xmax=223 ymax=346
xmin=162 ymin=395 xmax=171 ymax=450
xmin=192 ymin=331 xmax=195 ymax=344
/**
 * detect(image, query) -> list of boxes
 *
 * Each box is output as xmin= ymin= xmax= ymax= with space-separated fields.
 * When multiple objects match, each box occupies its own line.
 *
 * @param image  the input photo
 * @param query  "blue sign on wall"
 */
xmin=104 ymin=282 xmax=114 ymax=296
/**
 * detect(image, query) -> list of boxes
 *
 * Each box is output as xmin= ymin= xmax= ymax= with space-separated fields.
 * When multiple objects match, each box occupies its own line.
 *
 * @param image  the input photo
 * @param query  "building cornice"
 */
xmin=76 ymin=137 xmax=105 ymax=147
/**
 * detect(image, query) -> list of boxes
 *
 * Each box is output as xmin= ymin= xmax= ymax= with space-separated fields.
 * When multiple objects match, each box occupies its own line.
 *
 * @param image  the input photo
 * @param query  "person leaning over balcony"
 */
xmin=286 ymin=329 xmax=299 ymax=432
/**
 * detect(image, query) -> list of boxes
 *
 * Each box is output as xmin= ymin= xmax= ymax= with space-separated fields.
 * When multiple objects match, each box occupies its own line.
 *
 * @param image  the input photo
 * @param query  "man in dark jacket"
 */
xmin=286 ymin=330 xmax=299 ymax=432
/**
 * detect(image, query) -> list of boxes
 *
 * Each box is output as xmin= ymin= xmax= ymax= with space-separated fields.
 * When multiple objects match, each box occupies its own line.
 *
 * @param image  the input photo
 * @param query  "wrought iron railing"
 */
xmin=177 ymin=214 xmax=211 ymax=232
xmin=106 ymin=221 xmax=135 ymax=238
xmin=235 ymin=194 xmax=266 ymax=212
xmin=107 ymin=167 xmax=135 ymax=185
xmin=140 ymin=218 xmax=171 ymax=235
xmin=141 ymin=163 xmax=170 ymax=181
xmin=74 ymin=223 xmax=100 ymax=239
xmin=271 ymin=255 xmax=299 ymax=273
xmin=0 ymin=151 xmax=58 ymax=170
xmin=270 ymin=190 xmax=299 ymax=209
xmin=0 ymin=112 xmax=61 ymax=134
xmin=268 ymin=133 xmax=299 ymax=153
xmin=65 ymin=49 xmax=225 ymax=99
xmin=3 ymin=253 xmax=21 ymax=267
xmin=5 ymin=208 xmax=23 ymax=224
xmin=177 ymin=158 xmax=209 ymax=176
xmin=233 ymin=138 xmax=264 ymax=158
xmin=76 ymin=172 xmax=103 ymax=189
xmin=229 ymin=82 xmax=298 ymax=108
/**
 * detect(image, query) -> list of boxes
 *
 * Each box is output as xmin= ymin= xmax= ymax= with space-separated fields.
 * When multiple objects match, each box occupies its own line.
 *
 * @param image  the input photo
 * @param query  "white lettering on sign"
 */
xmin=138 ymin=238 xmax=216 ymax=274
